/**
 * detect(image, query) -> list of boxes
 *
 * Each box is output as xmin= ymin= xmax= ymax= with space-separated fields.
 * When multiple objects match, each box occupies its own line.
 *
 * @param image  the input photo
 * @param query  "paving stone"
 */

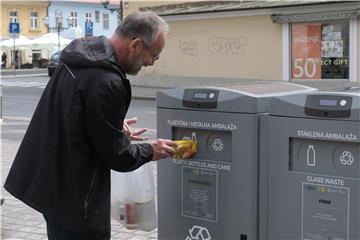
xmin=112 ymin=232 xmax=134 ymax=239
xmin=17 ymin=226 xmax=40 ymax=234
xmin=2 ymin=223 xmax=22 ymax=231
xmin=24 ymin=233 xmax=46 ymax=240
xmin=1 ymin=229 xmax=17 ymax=239
xmin=11 ymin=231 xmax=30 ymax=238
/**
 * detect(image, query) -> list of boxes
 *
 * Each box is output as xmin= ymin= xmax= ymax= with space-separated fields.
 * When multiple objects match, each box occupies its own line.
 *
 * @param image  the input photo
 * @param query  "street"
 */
xmin=1 ymin=74 xmax=157 ymax=138
xmin=1 ymin=74 xmax=159 ymax=239
xmin=1 ymin=75 xmax=157 ymax=126
xmin=2 ymin=75 xmax=47 ymax=118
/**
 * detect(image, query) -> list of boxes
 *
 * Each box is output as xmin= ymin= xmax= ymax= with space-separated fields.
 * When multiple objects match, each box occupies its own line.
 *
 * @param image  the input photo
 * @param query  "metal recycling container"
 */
xmin=268 ymin=86 xmax=360 ymax=240
xmin=156 ymin=82 xmax=315 ymax=240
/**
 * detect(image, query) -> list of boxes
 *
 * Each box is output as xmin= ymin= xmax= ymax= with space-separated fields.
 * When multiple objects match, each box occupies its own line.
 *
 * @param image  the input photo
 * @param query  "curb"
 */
xmin=2 ymin=73 xmax=48 ymax=78
xmin=132 ymin=95 xmax=156 ymax=101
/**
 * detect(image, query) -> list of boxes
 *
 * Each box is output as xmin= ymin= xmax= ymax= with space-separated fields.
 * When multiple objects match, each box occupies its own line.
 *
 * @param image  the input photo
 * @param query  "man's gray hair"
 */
xmin=116 ymin=11 xmax=169 ymax=47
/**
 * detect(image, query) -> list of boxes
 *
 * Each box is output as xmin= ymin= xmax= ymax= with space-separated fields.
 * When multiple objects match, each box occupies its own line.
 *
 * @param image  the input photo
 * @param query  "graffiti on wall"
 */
xmin=177 ymin=37 xmax=248 ymax=58
xmin=208 ymin=37 xmax=248 ymax=55
xmin=179 ymin=40 xmax=199 ymax=57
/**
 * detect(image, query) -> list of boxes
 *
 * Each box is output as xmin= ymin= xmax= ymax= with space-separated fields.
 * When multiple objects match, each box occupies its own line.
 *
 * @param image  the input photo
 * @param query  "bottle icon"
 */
xmin=192 ymin=132 xmax=197 ymax=143
xmin=307 ymin=145 xmax=316 ymax=166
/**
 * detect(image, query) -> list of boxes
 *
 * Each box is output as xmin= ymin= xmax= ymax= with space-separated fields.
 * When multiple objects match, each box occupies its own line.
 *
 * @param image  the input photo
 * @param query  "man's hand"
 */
xmin=151 ymin=139 xmax=177 ymax=161
xmin=123 ymin=117 xmax=149 ymax=141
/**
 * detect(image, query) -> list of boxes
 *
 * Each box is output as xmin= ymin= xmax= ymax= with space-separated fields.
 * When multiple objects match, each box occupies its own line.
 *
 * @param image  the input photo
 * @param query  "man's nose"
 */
xmin=145 ymin=59 xmax=155 ymax=66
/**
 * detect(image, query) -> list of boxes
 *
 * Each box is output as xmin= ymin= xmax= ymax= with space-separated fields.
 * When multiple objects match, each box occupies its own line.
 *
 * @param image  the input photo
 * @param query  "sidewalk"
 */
xmin=0 ymin=75 xmax=162 ymax=239
xmin=131 ymin=86 xmax=167 ymax=100
xmin=1 ymin=118 xmax=159 ymax=240
xmin=2 ymin=67 xmax=359 ymax=93
xmin=1 ymin=68 xmax=47 ymax=77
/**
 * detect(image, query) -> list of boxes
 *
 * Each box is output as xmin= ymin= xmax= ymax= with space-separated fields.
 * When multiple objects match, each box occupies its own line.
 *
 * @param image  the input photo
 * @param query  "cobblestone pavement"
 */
xmin=1 ymin=118 xmax=158 ymax=240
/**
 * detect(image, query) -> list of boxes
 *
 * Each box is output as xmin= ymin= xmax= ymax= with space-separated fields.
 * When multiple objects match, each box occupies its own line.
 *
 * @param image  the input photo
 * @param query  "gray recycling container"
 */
xmin=268 ymin=87 xmax=360 ymax=240
xmin=156 ymin=82 xmax=315 ymax=240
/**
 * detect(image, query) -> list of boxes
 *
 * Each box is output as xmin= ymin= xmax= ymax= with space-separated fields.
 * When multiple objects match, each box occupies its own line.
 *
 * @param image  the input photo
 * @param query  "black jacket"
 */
xmin=4 ymin=36 xmax=153 ymax=239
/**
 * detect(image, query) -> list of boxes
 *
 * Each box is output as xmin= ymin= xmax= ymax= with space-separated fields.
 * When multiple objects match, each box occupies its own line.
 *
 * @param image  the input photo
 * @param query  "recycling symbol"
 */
xmin=212 ymin=138 xmax=223 ymax=151
xmin=339 ymin=151 xmax=354 ymax=166
xmin=186 ymin=225 xmax=211 ymax=240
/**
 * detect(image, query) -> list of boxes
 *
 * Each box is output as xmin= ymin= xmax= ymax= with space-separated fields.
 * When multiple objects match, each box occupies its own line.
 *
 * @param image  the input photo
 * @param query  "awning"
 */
xmin=271 ymin=9 xmax=360 ymax=24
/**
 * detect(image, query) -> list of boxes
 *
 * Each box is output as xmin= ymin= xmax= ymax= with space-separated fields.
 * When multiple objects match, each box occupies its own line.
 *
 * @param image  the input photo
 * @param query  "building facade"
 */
xmin=1 ymin=0 xmax=49 ymax=68
xmin=124 ymin=1 xmax=360 ymax=88
xmin=0 ymin=0 xmax=120 ymax=68
xmin=0 ymin=0 xmax=48 ymax=39
xmin=48 ymin=0 xmax=120 ymax=40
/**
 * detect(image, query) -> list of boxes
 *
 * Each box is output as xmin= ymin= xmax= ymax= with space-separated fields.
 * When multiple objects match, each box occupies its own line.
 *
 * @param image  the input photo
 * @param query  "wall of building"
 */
xmin=155 ymin=15 xmax=283 ymax=80
xmin=123 ymin=1 xmax=282 ymax=81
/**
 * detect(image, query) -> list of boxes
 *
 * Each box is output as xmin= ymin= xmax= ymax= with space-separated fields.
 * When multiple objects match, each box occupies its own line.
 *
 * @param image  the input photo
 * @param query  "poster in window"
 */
xmin=321 ymin=41 xmax=332 ymax=58
xmin=333 ymin=31 xmax=342 ymax=40
xmin=333 ymin=41 xmax=343 ymax=57
xmin=321 ymin=22 xmax=349 ymax=79
xmin=323 ymin=25 xmax=334 ymax=38
xmin=292 ymin=24 xmax=322 ymax=79
xmin=321 ymin=23 xmax=344 ymax=58
xmin=321 ymin=41 xmax=343 ymax=58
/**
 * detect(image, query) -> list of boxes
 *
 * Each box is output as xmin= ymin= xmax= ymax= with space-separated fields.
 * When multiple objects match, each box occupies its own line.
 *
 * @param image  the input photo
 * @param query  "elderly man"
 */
xmin=5 ymin=11 xmax=176 ymax=240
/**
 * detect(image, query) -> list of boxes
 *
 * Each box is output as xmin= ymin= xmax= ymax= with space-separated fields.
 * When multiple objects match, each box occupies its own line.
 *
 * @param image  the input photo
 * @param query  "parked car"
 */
xmin=48 ymin=52 xmax=60 ymax=77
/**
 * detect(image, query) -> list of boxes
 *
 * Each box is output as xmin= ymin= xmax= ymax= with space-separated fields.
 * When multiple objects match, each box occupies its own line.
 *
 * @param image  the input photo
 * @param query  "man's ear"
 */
xmin=129 ymin=38 xmax=142 ymax=53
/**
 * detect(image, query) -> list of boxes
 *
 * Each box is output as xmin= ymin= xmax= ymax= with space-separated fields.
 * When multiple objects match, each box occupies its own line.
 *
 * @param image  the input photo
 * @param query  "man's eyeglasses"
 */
xmin=139 ymin=38 xmax=160 ymax=62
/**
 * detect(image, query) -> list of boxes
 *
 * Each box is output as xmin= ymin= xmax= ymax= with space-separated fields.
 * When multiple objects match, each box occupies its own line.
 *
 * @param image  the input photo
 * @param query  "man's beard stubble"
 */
xmin=126 ymin=58 xmax=143 ymax=75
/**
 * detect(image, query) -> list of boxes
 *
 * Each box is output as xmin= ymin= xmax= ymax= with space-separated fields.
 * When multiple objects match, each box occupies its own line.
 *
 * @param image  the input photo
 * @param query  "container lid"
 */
xmin=269 ymin=86 xmax=360 ymax=121
xmin=157 ymin=82 xmax=316 ymax=114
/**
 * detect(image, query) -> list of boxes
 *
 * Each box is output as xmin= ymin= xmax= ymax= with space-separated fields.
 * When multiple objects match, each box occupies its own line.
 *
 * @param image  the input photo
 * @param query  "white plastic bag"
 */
xmin=111 ymin=162 xmax=157 ymax=231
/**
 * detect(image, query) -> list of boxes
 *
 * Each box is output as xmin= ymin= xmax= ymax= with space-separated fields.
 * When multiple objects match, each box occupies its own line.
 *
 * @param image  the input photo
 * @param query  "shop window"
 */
xmin=291 ymin=21 xmax=349 ymax=80
xmin=32 ymin=49 xmax=41 ymax=67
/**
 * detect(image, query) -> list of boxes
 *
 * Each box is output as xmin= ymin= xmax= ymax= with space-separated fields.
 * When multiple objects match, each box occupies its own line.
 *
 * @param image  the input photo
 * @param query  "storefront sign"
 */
xmin=292 ymin=24 xmax=321 ymax=79
xmin=272 ymin=10 xmax=359 ymax=23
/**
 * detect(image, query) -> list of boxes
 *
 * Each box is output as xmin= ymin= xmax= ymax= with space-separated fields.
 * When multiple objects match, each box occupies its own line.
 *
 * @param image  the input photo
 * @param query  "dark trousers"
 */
xmin=44 ymin=216 xmax=87 ymax=240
